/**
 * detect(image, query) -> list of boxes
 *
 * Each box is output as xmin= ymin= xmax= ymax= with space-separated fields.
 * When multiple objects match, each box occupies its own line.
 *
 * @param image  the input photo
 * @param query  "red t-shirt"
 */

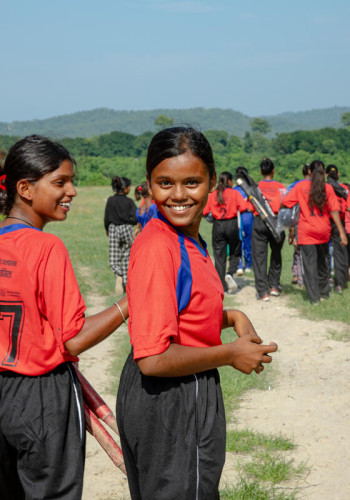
xmin=126 ymin=216 xmax=224 ymax=360
xmin=203 ymin=188 xmax=247 ymax=219
xmin=250 ymin=180 xmax=286 ymax=215
xmin=282 ymin=180 xmax=339 ymax=244
xmin=0 ymin=225 xmax=86 ymax=375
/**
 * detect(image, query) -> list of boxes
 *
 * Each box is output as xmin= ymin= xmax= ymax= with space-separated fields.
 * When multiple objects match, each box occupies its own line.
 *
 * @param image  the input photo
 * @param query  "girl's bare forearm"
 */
xmin=136 ymin=336 xmax=277 ymax=377
xmin=65 ymin=296 xmax=128 ymax=356
xmin=137 ymin=342 xmax=234 ymax=377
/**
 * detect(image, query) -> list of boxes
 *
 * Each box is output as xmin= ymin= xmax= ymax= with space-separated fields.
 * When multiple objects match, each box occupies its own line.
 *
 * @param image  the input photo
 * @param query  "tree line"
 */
xmin=1 ymin=117 xmax=350 ymax=187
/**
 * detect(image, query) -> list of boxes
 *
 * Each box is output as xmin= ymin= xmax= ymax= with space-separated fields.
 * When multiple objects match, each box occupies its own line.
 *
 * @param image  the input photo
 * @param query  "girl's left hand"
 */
xmin=223 ymin=309 xmax=262 ymax=343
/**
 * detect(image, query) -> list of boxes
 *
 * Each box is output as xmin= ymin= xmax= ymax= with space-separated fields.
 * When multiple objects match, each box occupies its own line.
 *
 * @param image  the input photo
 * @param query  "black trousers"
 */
xmin=251 ymin=217 xmax=285 ymax=297
xmin=212 ymin=218 xmax=241 ymax=291
xmin=330 ymin=220 xmax=348 ymax=288
xmin=117 ymin=352 xmax=226 ymax=500
xmin=0 ymin=363 xmax=85 ymax=500
xmin=300 ymin=243 xmax=330 ymax=303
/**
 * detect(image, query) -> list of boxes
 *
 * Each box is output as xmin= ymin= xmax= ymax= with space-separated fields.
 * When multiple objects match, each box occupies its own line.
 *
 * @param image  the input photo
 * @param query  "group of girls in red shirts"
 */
xmin=203 ymin=157 xmax=349 ymax=306
xmin=283 ymin=160 xmax=347 ymax=304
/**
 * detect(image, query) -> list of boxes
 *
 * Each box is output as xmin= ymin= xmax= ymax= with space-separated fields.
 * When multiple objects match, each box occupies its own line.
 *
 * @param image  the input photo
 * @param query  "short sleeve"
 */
xmin=282 ymin=185 xmax=299 ymax=208
xmin=203 ymin=192 xmax=213 ymax=216
xmin=326 ymin=183 xmax=340 ymax=212
xmin=127 ymin=231 xmax=180 ymax=360
xmin=38 ymin=238 xmax=86 ymax=353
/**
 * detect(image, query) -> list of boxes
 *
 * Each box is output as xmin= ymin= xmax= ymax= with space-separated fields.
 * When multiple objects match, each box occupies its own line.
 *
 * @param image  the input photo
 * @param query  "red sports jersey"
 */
xmin=283 ymin=180 xmax=339 ymax=244
xmin=126 ymin=216 xmax=224 ymax=360
xmin=249 ymin=180 xmax=286 ymax=215
xmin=203 ymin=188 xmax=247 ymax=219
xmin=0 ymin=225 xmax=86 ymax=375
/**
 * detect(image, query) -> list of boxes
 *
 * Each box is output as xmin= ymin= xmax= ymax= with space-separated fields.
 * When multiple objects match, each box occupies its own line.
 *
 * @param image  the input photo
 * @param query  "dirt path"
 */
xmin=80 ymin=281 xmax=350 ymax=499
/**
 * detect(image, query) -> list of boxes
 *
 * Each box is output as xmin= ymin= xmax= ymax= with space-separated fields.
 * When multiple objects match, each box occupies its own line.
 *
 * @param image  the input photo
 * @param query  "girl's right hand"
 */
xmin=229 ymin=336 xmax=278 ymax=375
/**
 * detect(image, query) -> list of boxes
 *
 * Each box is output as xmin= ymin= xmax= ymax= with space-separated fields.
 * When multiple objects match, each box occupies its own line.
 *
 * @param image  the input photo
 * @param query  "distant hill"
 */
xmin=0 ymin=106 xmax=349 ymax=139
xmin=264 ymin=107 xmax=350 ymax=134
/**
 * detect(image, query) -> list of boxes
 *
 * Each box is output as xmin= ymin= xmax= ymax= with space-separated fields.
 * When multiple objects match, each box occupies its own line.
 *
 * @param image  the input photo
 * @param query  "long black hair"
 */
xmin=0 ymin=135 xmax=76 ymax=216
xmin=308 ymin=160 xmax=326 ymax=214
xmin=216 ymin=171 xmax=232 ymax=205
xmin=111 ymin=176 xmax=131 ymax=194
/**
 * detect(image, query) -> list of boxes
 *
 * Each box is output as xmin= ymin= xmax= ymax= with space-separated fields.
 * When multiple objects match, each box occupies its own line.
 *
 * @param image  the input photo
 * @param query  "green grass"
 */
xmin=109 ymin=330 xmax=132 ymax=393
xmin=46 ymin=186 xmax=116 ymax=296
xmin=327 ymin=328 xmax=350 ymax=342
xmin=220 ymin=478 xmax=298 ymax=500
xmin=226 ymin=430 xmax=295 ymax=454
xmin=242 ymin=453 xmax=307 ymax=485
xmin=219 ymin=331 xmax=272 ymax=419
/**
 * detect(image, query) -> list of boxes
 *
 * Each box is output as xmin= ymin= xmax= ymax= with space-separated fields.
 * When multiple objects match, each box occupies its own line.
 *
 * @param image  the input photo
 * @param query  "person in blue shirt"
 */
xmin=233 ymin=166 xmax=254 ymax=274
xmin=134 ymin=181 xmax=158 ymax=231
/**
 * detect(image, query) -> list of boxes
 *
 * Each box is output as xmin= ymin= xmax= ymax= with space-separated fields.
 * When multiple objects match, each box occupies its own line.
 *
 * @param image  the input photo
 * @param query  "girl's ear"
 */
xmin=17 ymin=180 xmax=33 ymax=201
xmin=146 ymin=175 xmax=153 ymax=197
xmin=209 ymin=173 xmax=217 ymax=193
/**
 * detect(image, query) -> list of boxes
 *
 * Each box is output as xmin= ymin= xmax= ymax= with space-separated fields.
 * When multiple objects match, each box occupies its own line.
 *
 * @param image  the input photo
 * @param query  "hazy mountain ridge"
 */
xmin=0 ymin=106 xmax=349 ymax=139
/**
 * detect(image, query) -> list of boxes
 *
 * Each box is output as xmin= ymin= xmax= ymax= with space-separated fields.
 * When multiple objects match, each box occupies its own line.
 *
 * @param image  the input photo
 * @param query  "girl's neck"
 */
xmin=6 ymin=209 xmax=43 ymax=230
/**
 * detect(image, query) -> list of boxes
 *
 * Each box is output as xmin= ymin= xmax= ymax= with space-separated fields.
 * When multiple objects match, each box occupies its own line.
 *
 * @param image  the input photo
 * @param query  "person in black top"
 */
xmin=104 ymin=176 xmax=137 ymax=294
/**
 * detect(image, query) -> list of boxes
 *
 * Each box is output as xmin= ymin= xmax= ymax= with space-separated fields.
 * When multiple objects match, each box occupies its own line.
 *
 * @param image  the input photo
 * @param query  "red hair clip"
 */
xmin=136 ymin=186 xmax=143 ymax=192
xmin=0 ymin=174 xmax=6 ymax=191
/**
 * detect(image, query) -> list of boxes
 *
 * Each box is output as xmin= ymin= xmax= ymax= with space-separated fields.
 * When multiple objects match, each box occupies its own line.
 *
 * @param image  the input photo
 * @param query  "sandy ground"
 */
xmin=79 ymin=281 xmax=350 ymax=500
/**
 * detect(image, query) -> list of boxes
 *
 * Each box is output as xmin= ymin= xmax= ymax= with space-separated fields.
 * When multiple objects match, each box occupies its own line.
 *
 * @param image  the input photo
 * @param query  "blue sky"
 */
xmin=1 ymin=0 xmax=349 ymax=122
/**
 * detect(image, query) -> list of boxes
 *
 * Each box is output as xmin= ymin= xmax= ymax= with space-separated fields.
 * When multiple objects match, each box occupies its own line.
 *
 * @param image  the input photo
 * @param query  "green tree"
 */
xmin=204 ymin=130 xmax=229 ymax=154
xmin=341 ymin=112 xmax=350 ymax=127
xmin=155 ymin=115 xmax=174 ymax=131
xmin=243 ymin=132 xmax=253 ymax=153
xmin=227 ymin=134 xmax=243 ymax=153
xmin=250 ymin=117 xmax=271 ymax=135
xmin=134 ymin=131 xmax=154 ymax=156
xmin=251 ymin=132 xmax=269 ymax=153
